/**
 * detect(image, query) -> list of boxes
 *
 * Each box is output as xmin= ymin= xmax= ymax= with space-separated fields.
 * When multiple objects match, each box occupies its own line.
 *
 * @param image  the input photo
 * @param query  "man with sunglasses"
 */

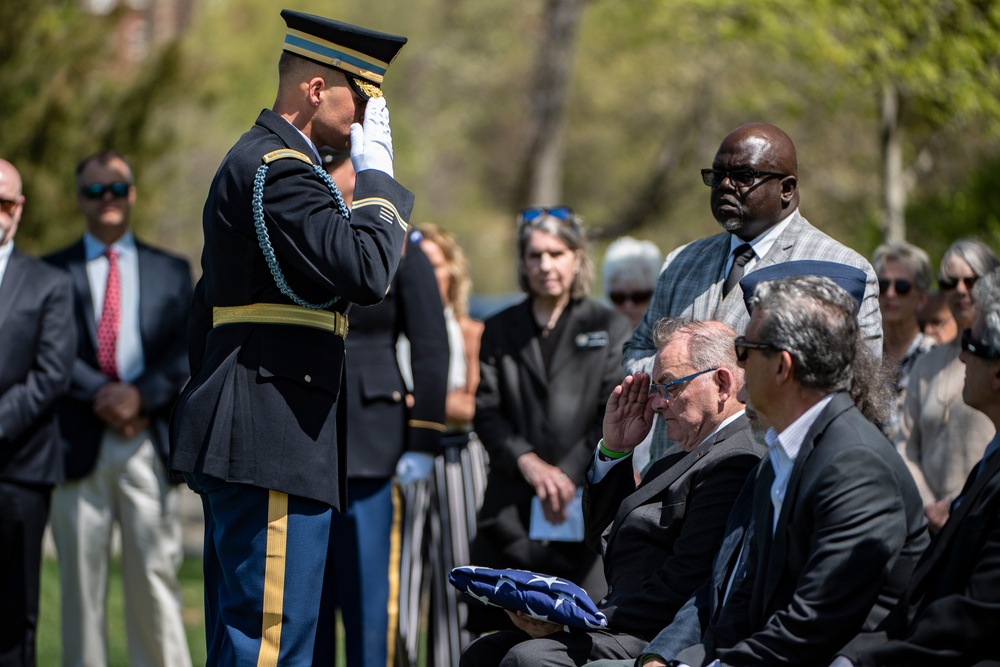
xmin=670 ymin=275 xmax=926 ymax=667
xmin=623 ymin=123 xmax=880 ymax=468
xmin=0 ymin=158 xmax=75 ymax=667
xmin=832 ymin=267 xmax=1000 ymax=666
xmin=460 ymin=318 xmax=764 ymax=667
xmin=44 ymin=151 xmax=194 ymax=666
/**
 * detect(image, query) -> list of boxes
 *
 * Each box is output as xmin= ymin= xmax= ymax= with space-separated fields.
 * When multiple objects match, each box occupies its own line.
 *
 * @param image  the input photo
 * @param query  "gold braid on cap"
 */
xmin=353 ymin=77 xmax=383 ymax=99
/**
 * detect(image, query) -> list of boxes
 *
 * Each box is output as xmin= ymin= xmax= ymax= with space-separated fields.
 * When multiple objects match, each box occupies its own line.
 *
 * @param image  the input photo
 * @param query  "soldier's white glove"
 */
xmin=395 ymin=452 xmax=435 ymax=485
xmin=350 ymin=97 xmax=394 ymax=178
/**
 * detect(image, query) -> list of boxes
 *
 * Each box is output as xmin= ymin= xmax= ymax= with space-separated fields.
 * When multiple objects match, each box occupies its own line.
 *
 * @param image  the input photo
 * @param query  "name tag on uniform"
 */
xmin=574 ymin=331 xmax=609 ymax=349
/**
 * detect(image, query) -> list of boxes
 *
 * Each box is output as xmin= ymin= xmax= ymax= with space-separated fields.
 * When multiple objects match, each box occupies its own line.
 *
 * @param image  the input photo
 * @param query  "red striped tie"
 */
xmin=97 ymin=247 xmax=120 ymax=380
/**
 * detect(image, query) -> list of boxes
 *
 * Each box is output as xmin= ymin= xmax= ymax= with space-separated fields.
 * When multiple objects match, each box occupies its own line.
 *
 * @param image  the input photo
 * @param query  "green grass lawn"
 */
xmin=37 ymin=556 xmax=207 ymax=666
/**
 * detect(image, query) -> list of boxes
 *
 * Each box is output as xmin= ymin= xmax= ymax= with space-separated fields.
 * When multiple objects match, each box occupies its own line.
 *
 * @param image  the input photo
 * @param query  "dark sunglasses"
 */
xmin=878 ymin=278 xmax=913 ymax=296
xmin=0 ymin=198 xmax=19 ymax=215
xmin=648 ymin=367 xmax=718 ymax=401
xmin=701 ymin=168 xmax=788 ymax=188
xmin=939 ymin=275 xmax=977 ymax=291
xmin=733 ymin=335 xmax=781 ymax=362
xmin=609 ymin=290 xmax=653 ymax=306
xmin=961 ymin=328 xmax=1000 ymax=360
xmin=79 ymin=182 xmax=131 ymax=200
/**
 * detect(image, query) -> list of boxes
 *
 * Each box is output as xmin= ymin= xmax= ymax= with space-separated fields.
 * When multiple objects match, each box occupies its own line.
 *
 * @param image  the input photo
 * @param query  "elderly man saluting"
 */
xmin=460 ymin=318 xmax=764 ymax=667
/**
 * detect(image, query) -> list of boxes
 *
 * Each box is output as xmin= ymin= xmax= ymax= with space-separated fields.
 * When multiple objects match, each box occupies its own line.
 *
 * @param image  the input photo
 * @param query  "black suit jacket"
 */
xmin=583 ymin=415 xmax=764 ymax=642
xmin=840 ymin=444 xmax=1000 ymax=666
xmin=0 ymin=249 xmax=75 ymax=485
xmin=170 ymin=109 xmax=412 ymax=509
xmin=44 ymin=239 xmax=192 ymax=480
xmin=472 ymin=297 xmax=631 ymax=577
xmin=679 ymin=392 xmax=930 ymax=667
xmin=344 ymin=232 xmax=447 ymax=478
xmin=643 ymin=464 xmax=763 ymax=662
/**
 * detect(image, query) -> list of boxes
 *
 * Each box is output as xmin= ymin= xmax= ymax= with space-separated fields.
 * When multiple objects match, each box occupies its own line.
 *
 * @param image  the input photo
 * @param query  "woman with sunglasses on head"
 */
xmin=873 ymin=241 xmax=937 ymax=448
xmin=900 ymin=238 xmax=999 ymax=533
xmin=468 ymin=207 xmax=632 ymax=633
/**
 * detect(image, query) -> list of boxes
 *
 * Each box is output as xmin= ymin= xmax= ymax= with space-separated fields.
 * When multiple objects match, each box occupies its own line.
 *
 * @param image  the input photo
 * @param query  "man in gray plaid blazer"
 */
xmin=623 ymin=123 xmax=881 ymax=464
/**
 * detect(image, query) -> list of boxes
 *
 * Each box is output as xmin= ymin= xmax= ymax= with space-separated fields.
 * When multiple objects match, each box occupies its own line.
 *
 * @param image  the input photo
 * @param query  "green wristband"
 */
xmin=598 ymin=438 xmax=630 ymax=460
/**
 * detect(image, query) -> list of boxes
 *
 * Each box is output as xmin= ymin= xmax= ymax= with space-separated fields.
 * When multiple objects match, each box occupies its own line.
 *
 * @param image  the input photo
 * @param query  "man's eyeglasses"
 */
xmin=961 ymin=328 xmax=1000 ymax=360
xmin=939 ymin=275 xmax=977 ymax=292
xmin=609 ymin=290 xmax=653 ymax=306
xmin=0 ymin=198 xmax=19 ymax=215
xmin=648 ymin=367 xmax=718 ymax=401
xmin=700 ymin=168 xmax=788 ymax=188
xmin=878 ymin=278 xmax=913 ymax=296
xmin=733 ymin=336 xmax=781 ymax=362
xmin=79 ymin=182 xmax=131 ymax=200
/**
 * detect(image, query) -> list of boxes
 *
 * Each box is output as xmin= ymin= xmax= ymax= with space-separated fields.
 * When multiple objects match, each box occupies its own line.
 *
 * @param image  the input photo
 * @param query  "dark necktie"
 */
xmin=97 ymin=247 xmax=120 ymax=380
xmin=723 ymin=243 xmax=755 ymax=297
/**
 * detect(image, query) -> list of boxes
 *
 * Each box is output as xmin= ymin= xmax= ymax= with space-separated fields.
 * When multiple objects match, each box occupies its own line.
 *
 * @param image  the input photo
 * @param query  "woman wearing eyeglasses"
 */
xmin=872 ymin=241 xmax=937 ymax=447
xmin=900 ymin=238 xmax=999 ymax=532
xmin=468 ymin=207 xmax=632 ymax=633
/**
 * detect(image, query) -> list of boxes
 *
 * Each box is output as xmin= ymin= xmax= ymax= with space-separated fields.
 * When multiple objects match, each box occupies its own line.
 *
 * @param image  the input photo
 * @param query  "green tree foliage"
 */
xmin=0 ymin=2 xmax=190 ymax=253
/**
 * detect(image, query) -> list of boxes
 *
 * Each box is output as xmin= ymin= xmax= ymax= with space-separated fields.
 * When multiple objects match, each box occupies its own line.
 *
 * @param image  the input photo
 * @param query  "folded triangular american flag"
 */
xmin=448 ymin=565 xmax=608 ymax=630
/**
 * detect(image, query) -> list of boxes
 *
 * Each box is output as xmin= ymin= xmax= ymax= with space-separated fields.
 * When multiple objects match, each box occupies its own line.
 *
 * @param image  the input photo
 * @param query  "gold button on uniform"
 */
xmin=392 ymin=391 xmax=402 ymax=402
xmin=304 ymin=374 xmax=312 ymax=383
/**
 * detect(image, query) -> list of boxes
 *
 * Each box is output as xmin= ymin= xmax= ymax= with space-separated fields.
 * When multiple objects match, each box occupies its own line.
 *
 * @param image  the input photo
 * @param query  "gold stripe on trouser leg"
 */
xmin=386 ymin=484 xmax=403 ymax=667
xmin=257 ymin=490 xmax=289 ymax=667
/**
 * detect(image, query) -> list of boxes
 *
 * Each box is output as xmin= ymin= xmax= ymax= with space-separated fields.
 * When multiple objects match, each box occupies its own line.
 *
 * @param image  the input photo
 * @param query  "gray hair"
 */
xmin=601 ymin=236 xmax=663 ymax=295
xmin=873 ymin=241 xmax=933 ymax=293
xmin=940 ymin=238 xmax=1000 ymax=282
xmin=651 ymin=317 xmax=743 ymax=383
xmin=973 ymin=267 xmax=1000 ymax=353
xmin=750 ymin=275 xmax=857 ymax=392
xmin=516 ymin=212 xmax=594 ymax=299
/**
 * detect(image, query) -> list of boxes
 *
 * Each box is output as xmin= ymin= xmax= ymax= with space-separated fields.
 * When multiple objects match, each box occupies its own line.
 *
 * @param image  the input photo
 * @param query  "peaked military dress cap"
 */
xmin=280 ymin=9 xmax=407 ymax=100
xmin=739 ymin=260 xmax=868 ymax=314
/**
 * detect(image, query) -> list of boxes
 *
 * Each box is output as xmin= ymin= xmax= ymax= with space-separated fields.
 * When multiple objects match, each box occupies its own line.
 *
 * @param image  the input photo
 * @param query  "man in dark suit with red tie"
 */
xmin=833 ymin=267 xmax=1000 ymax=667
xmin=44 ymin=152 xmax=193 ymax=667
xmin=0 ymin=158 xmax=75 ymax=667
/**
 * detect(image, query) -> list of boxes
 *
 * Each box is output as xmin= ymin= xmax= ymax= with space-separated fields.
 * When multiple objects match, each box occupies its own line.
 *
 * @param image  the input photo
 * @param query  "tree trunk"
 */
xmin=517 ymin=0 xmax=585 ymax=208
xmin=881 ymin=82 xmax=907 ymax=243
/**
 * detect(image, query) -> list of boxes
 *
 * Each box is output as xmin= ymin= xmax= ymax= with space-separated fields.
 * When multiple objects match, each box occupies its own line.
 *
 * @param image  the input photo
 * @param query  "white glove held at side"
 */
xmin=395 ymin=451 xmax=435 ymax=485
xmin=350 ymin=97 xmax=394 ymax=178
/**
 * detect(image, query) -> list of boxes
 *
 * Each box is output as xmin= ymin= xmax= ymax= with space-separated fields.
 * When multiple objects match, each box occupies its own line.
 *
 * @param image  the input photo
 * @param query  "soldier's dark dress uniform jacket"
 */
xmin=170 ymin=108 xmax=413 ymax=510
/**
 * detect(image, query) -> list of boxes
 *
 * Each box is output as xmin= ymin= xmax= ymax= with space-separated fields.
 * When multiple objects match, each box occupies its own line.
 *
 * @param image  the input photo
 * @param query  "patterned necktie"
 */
xmin=97 ymin=247 xmax=120 ymax=380
xmin=723 ymin=243 xmax=755 ymax=297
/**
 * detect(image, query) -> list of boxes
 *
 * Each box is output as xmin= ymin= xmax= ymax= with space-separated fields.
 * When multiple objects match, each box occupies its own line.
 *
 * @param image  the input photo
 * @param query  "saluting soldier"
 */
xmin=169 ymin=10 xmax=412 ymax=666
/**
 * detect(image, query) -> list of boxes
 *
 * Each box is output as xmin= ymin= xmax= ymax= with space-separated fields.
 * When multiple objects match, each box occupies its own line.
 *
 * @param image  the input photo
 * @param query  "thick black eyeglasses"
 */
xmin=701 ymin=168 xmax=788 ymax=188
xmin=961 ymin=328 xmax=1000 ymax=360
xmin=939 ymin=275 xmax=977 ymax=291
xmin=734 ymin=336 xmax=781 ymax=362
xmin=648 ymin=367 xmax=718 ymax=401
xmin=609 ymin=289 xmax=653 ymax=306
xmin=878 ymin=278 xmax=913 ymax=296
xmin=79 ymin=182 xmax=131 ymax=200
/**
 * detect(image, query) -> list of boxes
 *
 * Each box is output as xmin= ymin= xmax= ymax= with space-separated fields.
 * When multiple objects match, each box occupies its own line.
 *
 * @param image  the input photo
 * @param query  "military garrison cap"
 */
xmin=280 ymin=9 xmax=406 ymax=100
xmin=740 ymin=260 xmax=868 ymax=314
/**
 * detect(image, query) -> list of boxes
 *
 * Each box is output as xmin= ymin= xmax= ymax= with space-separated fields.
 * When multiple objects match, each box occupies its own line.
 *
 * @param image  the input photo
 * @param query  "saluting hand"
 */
xmin=349 ymin=97 xmax=394 ymax=177
xmin=602 ymin=372 xmax=655 ymax=454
